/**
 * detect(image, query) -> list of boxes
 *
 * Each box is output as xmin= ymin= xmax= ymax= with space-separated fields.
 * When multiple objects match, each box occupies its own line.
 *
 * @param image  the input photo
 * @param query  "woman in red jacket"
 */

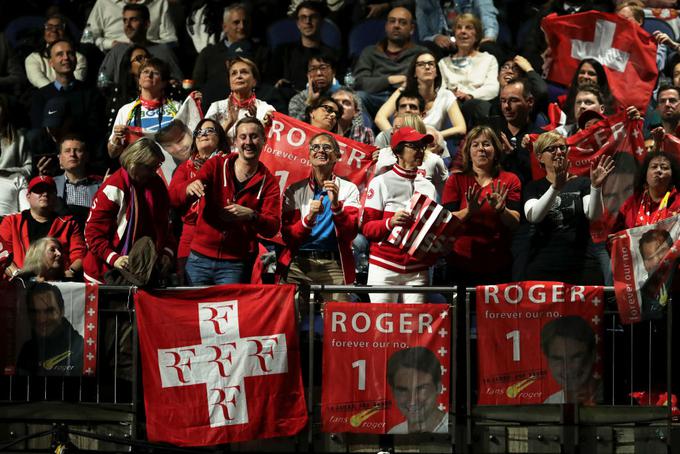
xmin=168 ymin=119 xmax=228 ymax=283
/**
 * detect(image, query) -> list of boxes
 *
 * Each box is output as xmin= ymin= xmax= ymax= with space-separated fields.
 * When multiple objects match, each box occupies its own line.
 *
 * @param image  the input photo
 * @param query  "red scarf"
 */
xmin=635 ymin=188 xmax=676 ymax=226
xmin=139 ymin=97 xmax=163 ymax=110
xmin=229 ymin=92 xmax=256 ymax=109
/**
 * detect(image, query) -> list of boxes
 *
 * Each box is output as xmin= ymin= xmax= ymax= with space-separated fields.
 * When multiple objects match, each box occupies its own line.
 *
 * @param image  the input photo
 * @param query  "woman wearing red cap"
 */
xmin=361 ymin=127 xmax=437 ymax=303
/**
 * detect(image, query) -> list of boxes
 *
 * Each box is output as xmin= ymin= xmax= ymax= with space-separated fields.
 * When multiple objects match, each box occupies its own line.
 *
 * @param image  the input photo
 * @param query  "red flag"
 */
xmin=321 ymin=302 xmax=451 ymax=434
xmin=135 ymin=284 xmax=307 ymax=446
xmin=542 ymin=11 xmax=658 ymax=111
xmin=529 ymin=110 xmax=645 ymax=180
xmin=476 ymin=282 xmax=604 ymax=405
xmin=610 ymin=216 xmax=680 ymax=324
xmin=264 ymin=112 xmax=376 ymax=196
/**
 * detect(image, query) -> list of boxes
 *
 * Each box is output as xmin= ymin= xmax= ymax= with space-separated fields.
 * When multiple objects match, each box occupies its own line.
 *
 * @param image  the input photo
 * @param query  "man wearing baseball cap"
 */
xmin=0 ymin=175 xmax=85 ymax=280
xmin=361 ymin=127 xmax=438 ymax=303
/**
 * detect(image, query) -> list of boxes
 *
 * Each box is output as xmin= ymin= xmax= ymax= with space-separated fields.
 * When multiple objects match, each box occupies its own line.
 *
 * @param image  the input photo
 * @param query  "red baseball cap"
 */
xmin=390 ymin=127 xmax=434 ymax=149
xmin=28 ymin=176 xmax=57 ymax=193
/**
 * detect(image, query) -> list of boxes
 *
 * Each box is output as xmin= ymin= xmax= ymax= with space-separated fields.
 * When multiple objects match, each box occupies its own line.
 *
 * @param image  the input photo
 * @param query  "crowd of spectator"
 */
xmin=1 ymin=0 xmax=680 ymax=302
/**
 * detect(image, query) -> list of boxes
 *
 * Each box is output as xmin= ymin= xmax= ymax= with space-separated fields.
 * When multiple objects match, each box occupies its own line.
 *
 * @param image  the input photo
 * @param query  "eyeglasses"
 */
xmin=318 ymin=104 xmax=338 ymax=115
xmin=415 ymin=60 xmax=436 ymax=69
xmin=194 ymin=127 xmax=217 ymax=137
xmin=130 ymin=55 xmax=149 ymax=64
xmin=500 ymin=63 xmax=520 ymax=72
xmin=140 ymin=69 xmax=160 ymax=77
xmin=310 ymin=143 xmax=334 ymax=153
xmin=542 ymin=144 xmax=568 ymax=154
xmin=308 ymin=64 xmax=331 ymax=74
xmin=44 ymin=23 xmax=65 ymax=31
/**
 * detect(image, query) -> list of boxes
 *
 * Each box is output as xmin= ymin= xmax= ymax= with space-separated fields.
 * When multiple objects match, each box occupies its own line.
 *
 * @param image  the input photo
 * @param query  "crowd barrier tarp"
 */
xmin=476 ymin=282 xmax=604 ymax=405
xmin=321 ymin=302 xmax=451 ymax=434
xmin=2 ymin=281 xmax=98 ymax=377
xmin=611 ymin=215 xmax=680 ymax=323
xmin=135 ymin=284 xmax=307 ymax=447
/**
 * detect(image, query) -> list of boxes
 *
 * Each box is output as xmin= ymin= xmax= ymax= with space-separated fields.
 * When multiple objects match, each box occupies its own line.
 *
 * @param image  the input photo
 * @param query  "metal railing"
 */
xmin=0 ymin=284 xmax=677 ymax=453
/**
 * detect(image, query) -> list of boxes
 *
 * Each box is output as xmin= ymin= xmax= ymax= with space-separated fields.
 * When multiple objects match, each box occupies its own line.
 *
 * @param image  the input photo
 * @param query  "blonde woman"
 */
xmin=21 ymin=237 xmax=68 ymax=282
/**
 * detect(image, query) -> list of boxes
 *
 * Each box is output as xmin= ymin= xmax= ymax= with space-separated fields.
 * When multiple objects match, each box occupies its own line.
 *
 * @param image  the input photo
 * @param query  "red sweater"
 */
xmin=188 ymin=153 xmax=281 ymax=260
xmin=0 ymin=211 xmax=85 ymax=269
xmin=83 ymin=169 xmax=174 ymax=283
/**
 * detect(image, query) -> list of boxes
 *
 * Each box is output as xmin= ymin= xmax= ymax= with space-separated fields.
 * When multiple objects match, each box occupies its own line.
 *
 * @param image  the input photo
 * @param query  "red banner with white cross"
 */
xmin=476 ymin=282 xmax=604 ymax=405
xmin=321 ymin=302 xmax=451 ymax=434
xmin=135 ymin=284 xmax=307 ymax=446
xmin=542 ymin=11 xmax=658 ymax=111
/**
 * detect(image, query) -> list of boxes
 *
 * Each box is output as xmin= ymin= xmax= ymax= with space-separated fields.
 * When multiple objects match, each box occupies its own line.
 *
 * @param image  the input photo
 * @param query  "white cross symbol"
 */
xmin=671 ymin=246 xmax=678 ymax=253
xmin=437 ymin=347 xmax=447 ymax=357
xmin=87 ymin=352 xmax=94 ymax=361
xmin=87 ymin=308 xmax=95 ymax=317
xmin=571 ymin=19 xmax=630 ymax=72
xmin=635 ymin=147 xmax=644 ymax=156
xmin=595 ymin=334 xmax=601 ymax=344
xmin=592 ymin=315 xmax=601 ymax=325
xmin=593 ymin=372 xmax=601 ymax=380
xmin=158 ymin=301 xmax=287 ymax=428
xmin=441 ymin=365 xmax=447 ymax=375
xmin=592 ymin=297 xmax=601 ymax=307
xmin=438 ymin=328 xmax=448 ymax=338
xmin=440 ymin=385 xmax=447 ymax=394
xmin=85 ymin=367 xmax=93 ymax=375
xmin=632 ymin=129 xmax=639 ymax=138
xmin=437 ymin=403 xmax=446 ymax=412
xmin=87 ymin=322 xmax=95 ymax=331
xmin=86 ymin=337 xmax=95 ymax=346
xmin=440 ymin=310 xmax=448 ymax=319
xmin=88 ymin=294 xmax=96 ymax=302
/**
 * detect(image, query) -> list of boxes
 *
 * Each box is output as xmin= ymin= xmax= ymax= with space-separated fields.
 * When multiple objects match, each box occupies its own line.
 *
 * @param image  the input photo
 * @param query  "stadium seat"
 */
xmin=348 ymin=19 xmax=386 ymax=60
xmin=267 ymin=18 xmax=342 ymax=50
xmin=643 ymin=18 xmax=676 ymax=40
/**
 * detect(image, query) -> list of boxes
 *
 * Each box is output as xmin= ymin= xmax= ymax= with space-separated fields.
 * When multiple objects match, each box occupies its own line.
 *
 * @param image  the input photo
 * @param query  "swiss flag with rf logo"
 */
xmin=135 ymin=284 xmax=307 ymax=446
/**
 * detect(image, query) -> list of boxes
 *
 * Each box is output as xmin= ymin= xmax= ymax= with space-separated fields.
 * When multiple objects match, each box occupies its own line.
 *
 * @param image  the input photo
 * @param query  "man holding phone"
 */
xmin=288 ymin=51 xmax=339 ymax=120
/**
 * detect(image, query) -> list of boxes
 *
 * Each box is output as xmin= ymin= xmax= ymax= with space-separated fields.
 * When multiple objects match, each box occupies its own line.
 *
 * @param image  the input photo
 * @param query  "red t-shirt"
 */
xmin=441 ymin=171 xmax=521 ymax=273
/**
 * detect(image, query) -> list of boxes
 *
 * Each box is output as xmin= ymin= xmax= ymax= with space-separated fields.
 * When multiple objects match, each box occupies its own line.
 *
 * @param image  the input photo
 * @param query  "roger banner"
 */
xmin=321 ymin=302 xmax=451 ymax=434
xmin=476 ymin=282 xmax=604 ymax=405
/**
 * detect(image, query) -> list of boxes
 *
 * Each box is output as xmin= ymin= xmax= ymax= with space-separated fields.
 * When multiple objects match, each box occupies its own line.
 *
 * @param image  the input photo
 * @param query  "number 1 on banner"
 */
xmin=275 ymin=170 xmax=289 ymax=194
xmin=506 ymin=330 xmax=520 ymax=362
xmin=352 ymin=359 xmax=366 ymax=391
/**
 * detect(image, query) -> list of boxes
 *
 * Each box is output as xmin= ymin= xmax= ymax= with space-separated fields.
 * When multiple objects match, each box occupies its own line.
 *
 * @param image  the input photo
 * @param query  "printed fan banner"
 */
xmin=322 ymin=302 xmax=451 ymax=434
xmin=135 ymin=284 xmax=307 ymax=447
xmin=476 ymin=282 xmax=604 ymax=405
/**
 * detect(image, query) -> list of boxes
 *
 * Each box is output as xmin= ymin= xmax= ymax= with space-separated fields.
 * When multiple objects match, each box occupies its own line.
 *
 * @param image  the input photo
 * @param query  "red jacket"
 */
xmin=83 ymin=168 xmax=175 ymax=283
xmin=277 ymin=174 xmax=360 ymax=284
xmin=0 ymin=211 xmax=85 ymax=269
xmin=187 ymin=153 xmax=280 ymax=260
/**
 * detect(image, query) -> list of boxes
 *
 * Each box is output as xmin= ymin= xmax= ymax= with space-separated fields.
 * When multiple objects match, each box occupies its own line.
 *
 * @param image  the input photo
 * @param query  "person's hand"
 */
xmin=323 ymin=180 xmax=340 ymax=210
xmin=389 ymin=209 xmax=413 ymax=228
xmin=513 ymin=55 xmax=534 ymax=73
xmin=366 ymin=2 xmax=389 ymax=18
xmin=626 ymin=105 xmax=642 ymax=121
xmin=387 ymin=74 xmax=407 ymax=87
xmin=221 ymin=202 xmax=255 ymax=222
xmin=540 ymin=47 xmax=553 ymax=78
xmin=190 ymin=90 xmax=202 ymax=102
xmin=275 ymin=78 xmax=291 ymax=89
xmin=64 ymin=268 xmax=75 ymax=279
xmin=486 ymin=180 xmax=509 ymax=212
xmin=590 ymin=154 xmax=615 ymax=188
xmin=307 ymin=74 xmax=322 ymax=104
xmin=262 ymin=110 xmax=273 ymax=128
xmin=552 ymin=156 xmax=572 ymax=190
xmin=114 ymin=255 xmax=129 ymax=270
xmin=221 ymin=101 xmax=240 ymax=133
xmin=111 ymin=125 xmax=128 ymax=148
xmin=500 ymin=132 xmax=514 ymax=155
xmin=454 ymin=89 xmax=472 ymax=102
xmin=185 ymin=179 xmax=205 ymax=198
xmin=465 ymin=184 xmax=486 ymax=214
xmin=37 ymin=155 xmax=55 ymax=176
xmin=651 ymin=126 xmax=665 ymax=152
xmin=159 ymin=254 xmax=173 ymax=275
xmin=372 ymin=149 xmax=381 ymax=162
xmin=521 ymin=134 xmax=532 ymax=149
xmin=433 ymin=34 xmax=455 ymax=50
xmin=306 ymin=196 xmax=324 ymax=223
xmin=654 ymin=30 xmax=679 ymax=50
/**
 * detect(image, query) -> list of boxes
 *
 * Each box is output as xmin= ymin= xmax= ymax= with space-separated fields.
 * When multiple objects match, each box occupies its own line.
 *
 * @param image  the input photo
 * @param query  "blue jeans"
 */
xmin=185 ymin=251 xmax=250 ymax=286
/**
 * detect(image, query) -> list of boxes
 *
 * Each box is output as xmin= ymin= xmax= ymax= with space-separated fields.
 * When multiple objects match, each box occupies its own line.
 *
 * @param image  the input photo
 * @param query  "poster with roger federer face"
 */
xmin=321 ymin=302 xmax=451 ymax=434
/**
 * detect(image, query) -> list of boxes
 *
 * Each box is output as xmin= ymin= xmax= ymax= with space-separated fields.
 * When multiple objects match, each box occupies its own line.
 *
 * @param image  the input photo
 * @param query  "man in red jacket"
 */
xmin=182 ymin=117 xmax=281 ymax=285
xmin=277 ymin=132 xmax=360 ymax=301
xmin=1 ymin=176 xmax=85 ymax=280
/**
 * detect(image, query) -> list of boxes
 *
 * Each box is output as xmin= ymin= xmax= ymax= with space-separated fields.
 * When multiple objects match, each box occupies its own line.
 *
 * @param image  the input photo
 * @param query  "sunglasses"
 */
xmin=194 ymin=127 xmax=217 ymax=137
xmin=318 ymin=104 xmax=338 ymax=115
xmin=543 ymin=144 xmax=568 ymax=154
